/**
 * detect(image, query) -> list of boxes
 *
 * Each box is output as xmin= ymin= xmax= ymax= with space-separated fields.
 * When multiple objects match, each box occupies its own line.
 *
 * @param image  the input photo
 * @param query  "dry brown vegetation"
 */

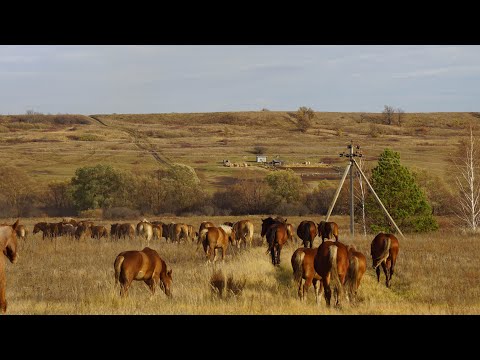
xmin=3 ymin=215 xmax=480 ymax=315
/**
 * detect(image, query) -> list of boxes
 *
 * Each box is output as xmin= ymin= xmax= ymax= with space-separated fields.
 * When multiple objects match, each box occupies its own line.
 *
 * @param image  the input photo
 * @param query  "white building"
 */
xmin=256 ymin=155 xmax=267 ymax=163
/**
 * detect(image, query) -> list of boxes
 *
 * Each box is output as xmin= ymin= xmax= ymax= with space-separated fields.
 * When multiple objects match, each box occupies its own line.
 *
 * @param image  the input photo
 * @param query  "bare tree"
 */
xmin=295 ymin=106 xmax=315 ymax=132
xmin=396 ymin=108 xmax=405 ymax=126
xmin=382 ymin=105 xmax=395 ymax=125
xmin=454 ymin=126 xmax=480 ymax=232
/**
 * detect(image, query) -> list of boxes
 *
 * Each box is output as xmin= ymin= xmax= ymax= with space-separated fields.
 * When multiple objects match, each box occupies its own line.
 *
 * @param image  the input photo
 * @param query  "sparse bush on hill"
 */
xmin=294 ymin=106 xmax=316 ymax=133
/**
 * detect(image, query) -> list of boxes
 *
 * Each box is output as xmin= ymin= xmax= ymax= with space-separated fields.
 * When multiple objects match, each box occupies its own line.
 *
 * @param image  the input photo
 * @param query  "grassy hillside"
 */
xmin=1 ymin=111 xmax=477 ymax=194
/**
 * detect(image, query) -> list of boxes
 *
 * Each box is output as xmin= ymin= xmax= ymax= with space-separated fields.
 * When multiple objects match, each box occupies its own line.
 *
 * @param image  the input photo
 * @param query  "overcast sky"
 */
xmin=1 ymin=45 xmax=479 ymax=115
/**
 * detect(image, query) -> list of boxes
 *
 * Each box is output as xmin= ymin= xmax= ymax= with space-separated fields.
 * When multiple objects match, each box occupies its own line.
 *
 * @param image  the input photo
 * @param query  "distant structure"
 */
xmin=256 ymin=155 xmax=267 ymax=163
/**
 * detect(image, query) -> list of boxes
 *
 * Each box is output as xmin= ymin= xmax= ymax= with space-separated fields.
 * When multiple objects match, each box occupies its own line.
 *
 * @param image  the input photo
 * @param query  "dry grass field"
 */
xmin=3 ymin=215 xmax=480 ymax=315
xmin=1 ymin=111 xmax=480 ymax=316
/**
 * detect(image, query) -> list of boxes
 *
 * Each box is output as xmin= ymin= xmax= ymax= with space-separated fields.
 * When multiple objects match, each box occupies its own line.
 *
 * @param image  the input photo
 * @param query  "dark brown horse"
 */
xmin=297 ymin=220 xmax=318 ymax=248
xmin=1 ymin=220 xmax=19 ymax=313
xmin=261 ymin=217 xmax=289 ymax=266
xmin=33 ymin=222 xmax=59 ymax=240
xmin=371 ymin=233 xmax=399 ymax=288
xmin=91 ymin=225 xmax=108 ymax=240
xmin=202 ymin=225 xmax=234 ymax=263
xmin=346 ymin=245 xmax=367 ymax=303
xmin=317 ymin=221 xmax=339 ymax=243
xmin=114 ymin=247 xmax=172 ymax=297
xmin=313 ymin=240 xmax=349 ymax=307
xmin=111 ymin=223 xmax=135 ymax=240
xmin=291 ymin=247 xmax=322 ymax=303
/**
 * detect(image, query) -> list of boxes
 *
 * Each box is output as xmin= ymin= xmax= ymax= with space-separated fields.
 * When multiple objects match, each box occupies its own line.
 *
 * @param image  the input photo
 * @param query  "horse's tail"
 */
xmin=199 ymin=229 xmax=208 ymax=245
xmin=346 ymin=255 xmax=359 ymax=299
xmin=292 ymin=250 xmax=305 ymax=283
xmin=265 ymin=227 xmax=276 ymax=255
xmin=373 ymin=236 xmax=391 ymax=269
xmin=329 ymin=245 xmax=341 ymax=293
xmin=114 ymin=255 xmax=125 ymax=286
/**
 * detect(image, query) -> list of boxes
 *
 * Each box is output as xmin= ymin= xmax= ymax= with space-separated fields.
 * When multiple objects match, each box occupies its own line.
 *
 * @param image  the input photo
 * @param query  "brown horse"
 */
xmin=1 ymin=220 xmax=19 ymax=313
xmin=346 ymin=245 xmax=367 ymax=303
xmin=371 ymin=233 xmax=399 ymax=288
xmin=317 ymin=221 xmax=339 ymax=243
xmin=313 ymin=240 xmax=349 ymax=307
xmin=297 ymin=220 xmax=318 ymax=248
xmin=261 ymin=217 xmax=289 ymax=266
xmin=114 ymin=247 xmax=172 ymax=297
xmin=231 ymin=220 xmax=254 ymax=248
xmin=202 ymin=225 xmax=234 ymax=263
xmin=15 ymin=224 xmax=28 ymax=241
xmin=152 ymin=224 xmax=163 ymax=241
xmin=33 ymin=222 xmax=58 ymax=240
xmin=197 ymin=221 xmax=215 ymax=244
xmin=75 ymin=224 xmax=92 ymax=241
xmin=111 ymin=223 xmax=135 ymax=240
xmin=291 ymin=247 xmax=322 ymax=303
xmin=91 ymin=225 xmax=108 ymax=240
xmin=286 ymin=223 xmax=296 ymax=243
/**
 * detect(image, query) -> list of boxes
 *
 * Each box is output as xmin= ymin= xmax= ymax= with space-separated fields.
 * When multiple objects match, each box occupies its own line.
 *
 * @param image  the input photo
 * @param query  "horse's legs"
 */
xmin=222 ymin=246 xmax=226 ymax=262
xmin=323 ymin=277 xmax=331 ymax=307
xmin=381 ymin=262 xmax=390 ymax=288
xmin=389 ymin=259 xmax=395 ymax=282
xmin=276 ymin=246 xmax=281 ymax=266
xmin=297 ymin=278 xmax=304 ymax=301
xmin=313 ymin=279 xmax=322 ymax=305
xmin=303 ymin=276 xmax=313 ymax=302
xmin=270 ymin=247 xmax=275 ymax=266
xmin=376 ymin=266 xmax=381 ymax=283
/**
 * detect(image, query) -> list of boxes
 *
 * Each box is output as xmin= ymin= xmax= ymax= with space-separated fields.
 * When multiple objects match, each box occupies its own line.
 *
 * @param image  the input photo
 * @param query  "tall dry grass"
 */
xmin=3 ymin=215 xmax=480 ymax=315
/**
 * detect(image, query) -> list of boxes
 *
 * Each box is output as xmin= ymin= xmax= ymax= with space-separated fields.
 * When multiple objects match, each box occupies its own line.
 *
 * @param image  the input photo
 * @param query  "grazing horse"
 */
xmin=261 ymin=217 xmax=289 ymax=266
xmin=152 ymin=224 xmax=163 ymax=241
xmin=137 ymin=220 xmax=154 ymax=245
xmin=1 ymin=220 xmax=19 ymax=313
xmin=346 ymin=245 xmax=367 ymax=303
xmin=114 ymin=247 xmax=172 ymax=297
xmin=297 ymin=220 xmax=318 ymax=248
xmin=33 ymin=222 xmax=57 ymax=240
xmin=313 ymin=240 xmax=349 ymax=307
xmin=317 ymin=221 xmax=339 ymax=243
xmin=202 ymin=225 xmax=234 ymax=263
xmin=371 ymin=233 xmax=399 ymax=288
xmin=197 ymin=221 xmax=215 ymax=244
xmin=231 ymin=220 xmax=254 ymax=248
xmin=75 ymin=224 xmax=92 ymax=241
xmin=91 ymin=225 xmax=108 ymax=240
xmin=111 ymin=223 xmax=135 ymax=240
xmin=291 ymin=247 xmax=322 ymax=303
xmin=60 ymin=223 xmax=76 ymax=238
xmin=62 ymin=218 xmax=77 ymax=226
xmin=15 ymin=224 xmax=28 ymax=241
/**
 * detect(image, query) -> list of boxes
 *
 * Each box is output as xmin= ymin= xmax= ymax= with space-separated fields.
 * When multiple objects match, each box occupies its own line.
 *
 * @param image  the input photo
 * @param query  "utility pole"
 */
xmin=325 ymin=141 xmax=405 ymax=240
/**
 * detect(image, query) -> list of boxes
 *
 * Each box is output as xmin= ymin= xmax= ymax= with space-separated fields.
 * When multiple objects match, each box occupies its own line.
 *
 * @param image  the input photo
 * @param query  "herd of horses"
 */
xmin=0 ymin=216 xmax=399 ymax=313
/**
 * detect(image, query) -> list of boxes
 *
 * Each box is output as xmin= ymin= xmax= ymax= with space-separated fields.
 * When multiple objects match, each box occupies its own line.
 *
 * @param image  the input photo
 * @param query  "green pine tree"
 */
xmin=365 ymin=149 xmax=438 ymax=233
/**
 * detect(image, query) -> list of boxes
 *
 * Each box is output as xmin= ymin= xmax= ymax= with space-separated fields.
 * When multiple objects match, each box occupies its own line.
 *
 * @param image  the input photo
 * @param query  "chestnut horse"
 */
xmin=261 ymin=217 xmax=289 ymax=266
xmin=346 ymin=245 xmax=367 ymax=303
xmin=114 ymin=247 xmax=172 ymax=297
xmin=297 ymin=220 xmax=318 ymax=248
xmin=313 ymin=240 xmax=349 ymax=307
xmin=291 ymin=247 xmax=322 ymax=303
xmin=202 ymin=225 xmax=234 ymax=263
xmin=371 ymin=233 xmax=399 ymax=288
xmin=1 ymin=220 xmax=19 ymax=313
xmin=15 ymin=224 xmax=28 ymax=241
xmin=197 ymin=221 xmax=215 ymax=244
xmin=231 ymin=220 xmax=254 ymax=248
xmin=317 ymin=221 xmax=339 ymax=243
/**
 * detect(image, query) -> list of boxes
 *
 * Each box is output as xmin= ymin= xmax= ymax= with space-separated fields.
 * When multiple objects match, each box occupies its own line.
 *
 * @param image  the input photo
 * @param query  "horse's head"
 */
xmin=161 ymin=269 xmax=173 ymax=298
xmin=3 ymin=220 xmax=19 ymax=264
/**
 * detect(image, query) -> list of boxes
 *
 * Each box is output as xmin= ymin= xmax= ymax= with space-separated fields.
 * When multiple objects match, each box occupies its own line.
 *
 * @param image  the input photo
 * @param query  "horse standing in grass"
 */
xmin=346 ymin=245 xmax=367 ymax=303
xmin=317 ymin=221 xmax=339 ymax=243
xmin=291 ymin=247 xmax=322 ymax=303
xmin=297 ymin=220 xmax=318 ymax=248
xmin=202 ymin=225 xmax=234 ymax=263
xmin=114 ymin=247 xmax=172 ymax=297
xmin=371 ymin=233 xmax=399 ymax=288
xmin=197 ymin=221 xmax=215 ymax=244
xmin=0 ymin=220 xmax=19 ymax=313
xmin=15 ymin=224 xmax=28 ymax=241
xmin=231 ymin=220 xmax=254 ymax=248
xmin=137 ymin=220 xmax=153 ymax=245
xmin=261 ymin=217 xmax=290 ymax=266
xmin=313 ymin=240 xmax=349 ymax=307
